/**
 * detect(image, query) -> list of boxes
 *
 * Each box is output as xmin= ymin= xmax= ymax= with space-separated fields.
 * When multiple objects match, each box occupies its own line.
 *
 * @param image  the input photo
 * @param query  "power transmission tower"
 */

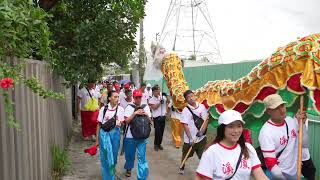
xmin=159 ymin=0 xmax=222 ymax=63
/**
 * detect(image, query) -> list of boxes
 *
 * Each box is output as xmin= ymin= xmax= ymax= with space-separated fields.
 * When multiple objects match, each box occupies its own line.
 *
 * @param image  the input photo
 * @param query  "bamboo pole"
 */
xmin=297 ymin=95 xmax=304 ymax=179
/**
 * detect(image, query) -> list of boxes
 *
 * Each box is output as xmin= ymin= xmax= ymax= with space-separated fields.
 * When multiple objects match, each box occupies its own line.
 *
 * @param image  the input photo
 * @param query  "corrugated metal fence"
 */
xmin=0 ymin=59 xmax=73 ymax=180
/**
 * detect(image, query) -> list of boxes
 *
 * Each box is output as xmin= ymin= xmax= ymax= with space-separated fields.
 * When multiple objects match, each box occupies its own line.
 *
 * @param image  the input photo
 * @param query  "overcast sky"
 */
xmin=139 ymin=0 xmax=320 ymax=64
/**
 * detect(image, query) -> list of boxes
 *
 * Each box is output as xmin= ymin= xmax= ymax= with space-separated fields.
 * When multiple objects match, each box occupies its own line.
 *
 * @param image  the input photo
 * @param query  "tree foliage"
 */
xmin=48 ymin=0 xmax=146 ymax=83
xmin=0 ymin=0 xmax=52 ymax=60
xmin=0 ymin=0 xmax=63 ymax=128
xmin=0 ymin=0 xmax=146 ymax=128
xmin=36 ymin=0 xmax=60 ymax=11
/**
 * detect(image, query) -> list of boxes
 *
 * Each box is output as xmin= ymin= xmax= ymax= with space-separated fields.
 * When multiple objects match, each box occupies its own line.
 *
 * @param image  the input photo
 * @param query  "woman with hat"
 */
xmin=195 ymin=110 xmax=268 ymax=180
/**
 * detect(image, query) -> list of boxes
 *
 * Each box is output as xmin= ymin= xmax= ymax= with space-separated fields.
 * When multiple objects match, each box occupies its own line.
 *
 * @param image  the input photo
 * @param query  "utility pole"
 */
xmin=191 ymin=0 xmax=196 ymax=58
xmin=138 ymin=16 xmax=145 ymax=86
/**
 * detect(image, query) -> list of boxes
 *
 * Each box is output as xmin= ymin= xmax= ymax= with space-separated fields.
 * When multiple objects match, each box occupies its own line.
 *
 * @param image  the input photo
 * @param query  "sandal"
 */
xmin=125 ymin=170 xmax=131 ymax=177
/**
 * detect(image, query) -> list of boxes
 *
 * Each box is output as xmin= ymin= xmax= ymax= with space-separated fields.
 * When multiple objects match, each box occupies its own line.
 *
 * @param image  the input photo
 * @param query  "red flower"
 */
xmin=0 ymin=77 xmax=14 ymax=89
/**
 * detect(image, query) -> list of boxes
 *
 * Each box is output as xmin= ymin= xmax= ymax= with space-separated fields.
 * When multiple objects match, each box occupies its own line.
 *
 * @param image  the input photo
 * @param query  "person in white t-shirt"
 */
xmin=139 ymin=83 xmax=149 ymax=104
xmin=77 ymin=81 xmax=101 ymax=140
xmin=95 ymin=82 xmax=102 ymax=93
xmin=114 ymin=83 xmax=121 ymax=93
xmin=146 ymin=83 xmax=152 ymax=100
xmin=95 ymin=90 xmax=124 ymax=180
xmin=120 ymin=89 xmax=133 ymax=109
xmin=301 ymin=119 xmax=316 ymax=180
xmin=119 ymin=83 xmax=131 ymax=102
xmin=149 ymin=85 xmax=168 ymax=151
xmin=179 ymin=90 xmax=209 ymax=175
xmin=196 ymin=110 xmax=268 ymax=180
xmin=106 ymin=83 xmax=114 ymax=93
xmin=129 ymin=82 xmax=136 ymax=91
xmin=258 ymin=94 xmax=309 ymax=179
xmin=123 ymin=89 xmax=152 ymax=179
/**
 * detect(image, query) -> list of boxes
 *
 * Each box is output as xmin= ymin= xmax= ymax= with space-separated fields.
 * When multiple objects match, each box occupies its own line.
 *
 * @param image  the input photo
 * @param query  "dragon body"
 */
xmin=160 ymin=33 xmax=320 ymax=125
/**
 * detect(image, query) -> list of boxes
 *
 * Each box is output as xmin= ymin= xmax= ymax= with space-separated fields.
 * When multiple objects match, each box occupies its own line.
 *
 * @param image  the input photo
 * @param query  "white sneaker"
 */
xmin=178 ymin=168 xmax=184 ymax=175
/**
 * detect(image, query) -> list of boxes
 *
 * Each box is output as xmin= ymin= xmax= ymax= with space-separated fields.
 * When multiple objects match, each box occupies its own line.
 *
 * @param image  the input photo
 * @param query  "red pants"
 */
xmin=81 ymin=110 xmax=99 ymax=137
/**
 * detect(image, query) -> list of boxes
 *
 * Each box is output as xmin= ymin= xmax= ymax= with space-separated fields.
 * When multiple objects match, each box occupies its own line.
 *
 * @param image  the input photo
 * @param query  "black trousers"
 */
xmin=154 ymin=116 xmax=166 ymax=146
xmin=302 ymin=158 xmax=316 ymax=180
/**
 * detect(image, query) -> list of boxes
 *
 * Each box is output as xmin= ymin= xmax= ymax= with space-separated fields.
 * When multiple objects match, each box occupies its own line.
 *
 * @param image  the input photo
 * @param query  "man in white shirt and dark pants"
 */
xmin=149 ymin=85 xmax=168 ymax=151
xmin=179 ymin=90 xmax=209 ymax=175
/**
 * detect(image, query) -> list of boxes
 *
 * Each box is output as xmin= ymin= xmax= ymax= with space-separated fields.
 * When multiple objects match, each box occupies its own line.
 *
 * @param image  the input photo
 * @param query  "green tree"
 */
xmin=188 ymin=54 xmax=196 ymax=61
xmin=0 ymin=0 xmax=63 ymax=128
xmin=48 ymin=0 xmax=146 ymax=83
xmin=0 ymin=0 xmax=52 ymax=60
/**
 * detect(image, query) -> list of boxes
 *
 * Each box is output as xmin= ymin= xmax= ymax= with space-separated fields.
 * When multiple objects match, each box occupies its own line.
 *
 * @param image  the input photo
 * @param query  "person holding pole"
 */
xmin=178 ymin=90 xmax=209 ymax=175
xmin=258 ymin=94 xmax=308 ymax=179
xmin=195 ymin=110 xmax=268 ymax=180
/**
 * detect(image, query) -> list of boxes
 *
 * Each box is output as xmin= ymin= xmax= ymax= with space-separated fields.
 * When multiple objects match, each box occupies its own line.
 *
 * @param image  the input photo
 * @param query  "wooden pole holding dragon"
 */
xmin=297 ymin=95 xmax=304 ymax=179
xmin=179 ymin=118 xmax=208 ymax=169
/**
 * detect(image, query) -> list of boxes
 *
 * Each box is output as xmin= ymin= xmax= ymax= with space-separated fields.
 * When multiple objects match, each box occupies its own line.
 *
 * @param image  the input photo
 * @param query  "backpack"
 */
xmin=128 ymin=104 xmax=151 ymax=139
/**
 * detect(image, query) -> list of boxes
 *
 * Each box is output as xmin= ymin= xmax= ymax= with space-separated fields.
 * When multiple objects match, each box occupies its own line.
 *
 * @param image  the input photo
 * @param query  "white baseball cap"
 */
xmin=218 ymin=110 xmax=245 ymax=125
xmin=147 ymin=83 xmax=151 ymax=88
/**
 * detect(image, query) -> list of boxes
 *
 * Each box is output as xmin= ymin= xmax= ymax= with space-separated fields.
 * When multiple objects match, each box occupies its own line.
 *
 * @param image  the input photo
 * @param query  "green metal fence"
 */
xmin=147 ymin=60 xmax=260 ymax=92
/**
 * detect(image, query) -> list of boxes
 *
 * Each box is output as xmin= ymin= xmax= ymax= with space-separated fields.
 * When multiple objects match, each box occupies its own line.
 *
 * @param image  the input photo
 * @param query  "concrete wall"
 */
xmin=0 ymin=59 xmax=73 ymax=180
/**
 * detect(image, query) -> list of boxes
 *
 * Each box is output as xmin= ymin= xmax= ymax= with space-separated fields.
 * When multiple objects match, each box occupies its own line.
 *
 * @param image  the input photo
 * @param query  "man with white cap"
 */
xmin=258 ymin=94 xmax=309 ymax=179
xmin=196 ymin=110 xmax=268 ymax=180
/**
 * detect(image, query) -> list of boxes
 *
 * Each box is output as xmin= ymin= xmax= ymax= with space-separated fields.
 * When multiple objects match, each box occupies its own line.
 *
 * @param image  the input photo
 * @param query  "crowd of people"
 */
xmin=77 ymin=80 xmax=316 ymax=180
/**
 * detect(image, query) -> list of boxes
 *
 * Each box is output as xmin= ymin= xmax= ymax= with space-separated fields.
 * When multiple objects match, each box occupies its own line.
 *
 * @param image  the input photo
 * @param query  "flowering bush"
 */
xmin=0 ymin=77 xmax=14 ymax=89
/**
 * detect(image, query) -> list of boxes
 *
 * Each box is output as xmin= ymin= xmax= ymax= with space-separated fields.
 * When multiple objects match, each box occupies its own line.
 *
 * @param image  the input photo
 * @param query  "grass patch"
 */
xmin=51 ymin=144 xmax=70 ymax=180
